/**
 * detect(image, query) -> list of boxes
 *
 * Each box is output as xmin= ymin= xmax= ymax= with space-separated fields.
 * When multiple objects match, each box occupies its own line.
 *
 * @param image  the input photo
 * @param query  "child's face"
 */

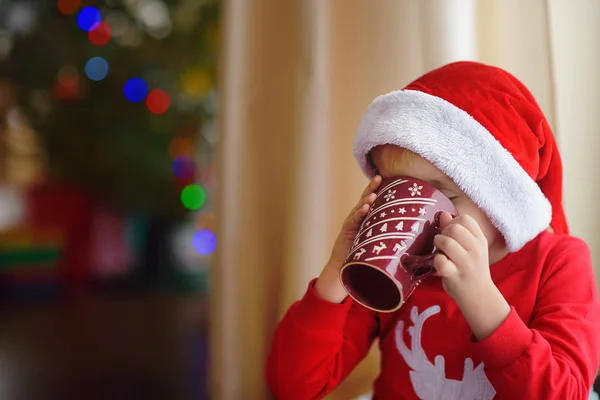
xmin=370 ymin=145 xmax=504 ymax=251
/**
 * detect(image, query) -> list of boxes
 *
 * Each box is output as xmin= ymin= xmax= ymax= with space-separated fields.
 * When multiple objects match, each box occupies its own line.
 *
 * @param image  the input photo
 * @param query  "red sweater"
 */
xmin=266 ymin=231 xmax=600 ymax=399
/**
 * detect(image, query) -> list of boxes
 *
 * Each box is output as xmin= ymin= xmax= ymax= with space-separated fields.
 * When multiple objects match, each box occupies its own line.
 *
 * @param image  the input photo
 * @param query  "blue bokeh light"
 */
xmin=77 ymin=6 xmax=102 ymax=32
xmin=84 ymin=57 xmax=109 ymax=81
xmin=192 ymin=229 xmax=217 ymax=255
xmin=172 ymin=156 xmax=195 ymax=179
xmin=124 ymin=78 xmax=149 ymax=103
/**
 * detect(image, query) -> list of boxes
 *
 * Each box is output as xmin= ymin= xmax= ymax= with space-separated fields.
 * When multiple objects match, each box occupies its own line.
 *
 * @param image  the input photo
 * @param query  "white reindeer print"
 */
xmin=354 ymin=248 xmax=366 ymax=260
xmin=395 ymin=305 xmax=496 ymax=400
xmin=372 ymin=242 xmax=387 ymax=255
xmin=393 ymin=241 xmax=406 ymax=253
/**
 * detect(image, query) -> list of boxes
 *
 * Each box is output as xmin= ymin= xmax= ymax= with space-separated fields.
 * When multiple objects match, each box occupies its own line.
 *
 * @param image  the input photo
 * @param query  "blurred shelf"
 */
xmin=0 ymin=290 xmax=209 ymax=400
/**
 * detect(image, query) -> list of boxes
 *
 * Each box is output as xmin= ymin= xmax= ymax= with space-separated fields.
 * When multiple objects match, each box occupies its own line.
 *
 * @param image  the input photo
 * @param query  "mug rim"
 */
xmin=339 ymin=261 xmax=404 ymax=313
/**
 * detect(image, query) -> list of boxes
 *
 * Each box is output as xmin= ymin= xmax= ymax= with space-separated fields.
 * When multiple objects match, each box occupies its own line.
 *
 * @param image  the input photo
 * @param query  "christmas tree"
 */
xmin=0 ymin=0 xmax=219 ymax=292
xmin=0 ymin=0 xmax=219 ymax=219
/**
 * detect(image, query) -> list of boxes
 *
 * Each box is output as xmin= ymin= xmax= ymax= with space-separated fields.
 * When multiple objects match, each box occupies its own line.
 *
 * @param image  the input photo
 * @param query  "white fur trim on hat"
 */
xmin=353 ymin=89 xmax=552 ymax=252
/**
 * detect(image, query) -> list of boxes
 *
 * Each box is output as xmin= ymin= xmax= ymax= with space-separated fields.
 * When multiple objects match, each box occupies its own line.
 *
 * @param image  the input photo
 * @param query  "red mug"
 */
xmin=339 ymin=176 xmax=458 ymax=313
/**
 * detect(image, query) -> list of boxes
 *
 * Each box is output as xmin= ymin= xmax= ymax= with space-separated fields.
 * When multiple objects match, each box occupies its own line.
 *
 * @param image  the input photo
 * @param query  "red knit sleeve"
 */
xmin=470 ymin=238 xmax=600 ymax=399
xmin=266 ymin=279 xmax=379 ymax=400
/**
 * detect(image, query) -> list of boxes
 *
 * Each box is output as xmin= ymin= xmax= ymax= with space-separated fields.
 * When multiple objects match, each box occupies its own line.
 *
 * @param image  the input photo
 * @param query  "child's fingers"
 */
xmin=434 ymin=234 xmax=469 ymax=267
xmin=437 ymin=211 xmax=454 ymax=229
xmin=343 ymin=203 xmax=368 ymax=230
xmin=343 ymin=197 xmax=373 ymax=233
xmin=440 ymin=223 xmax=477 ymax=251
xmin=351 ymin=203 xmax=370 ymax=225
xmin=454 ymin=214 xmax=486 ymax=241
xmin=343 ymin=177 xmax=381 ymax=232
xmin=433 ymin=253 xmax=457 ymax=278
xmin=349 ymin=192 xmax=376 ymax=218
xmin=362 ymin=192 xmax=377 ymax=205
xmin=360 ymin=175 xmax=382 ymax=199
xmin=347 ymin=175 xmax=381 ymax=223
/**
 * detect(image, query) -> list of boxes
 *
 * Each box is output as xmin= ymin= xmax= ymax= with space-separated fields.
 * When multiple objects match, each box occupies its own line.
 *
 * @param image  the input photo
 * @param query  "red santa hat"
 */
xmin=353 ymin=61 xmax=568 ymax=252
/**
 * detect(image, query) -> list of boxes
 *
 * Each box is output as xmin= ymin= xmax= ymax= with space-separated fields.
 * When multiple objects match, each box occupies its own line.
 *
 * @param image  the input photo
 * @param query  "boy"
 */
xmin=266 ymin=61 xmax=600 ymax=399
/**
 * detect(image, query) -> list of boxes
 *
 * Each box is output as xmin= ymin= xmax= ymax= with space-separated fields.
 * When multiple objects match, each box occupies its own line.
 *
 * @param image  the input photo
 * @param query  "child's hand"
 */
xmin=314 ymin=175 xmax=382 ymax=303
xmin=328 ymin=175 xmax=382 ymax=266
xmin=433 ymin=212 xmax=492 ymax=301
xmin=433 ymin=212 xmax=511 ymax=340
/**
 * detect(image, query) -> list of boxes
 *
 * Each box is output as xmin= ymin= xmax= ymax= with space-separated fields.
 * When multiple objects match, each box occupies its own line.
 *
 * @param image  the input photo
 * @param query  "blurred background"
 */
xmin=0 ymin=0 xmax=217 ymax=398
xmin=0 ymin=0 xmax=599 ymax=399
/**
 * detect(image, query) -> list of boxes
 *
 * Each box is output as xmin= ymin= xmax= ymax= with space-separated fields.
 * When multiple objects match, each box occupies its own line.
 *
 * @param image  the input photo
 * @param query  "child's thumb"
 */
xmin=437 ymin=211 xmax=454 ymax=229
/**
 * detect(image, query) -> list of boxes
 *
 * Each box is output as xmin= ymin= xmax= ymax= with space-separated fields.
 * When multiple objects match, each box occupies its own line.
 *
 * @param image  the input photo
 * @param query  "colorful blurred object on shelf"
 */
xmin=24 ymin=182 xmax=94 ymax=296
xmin=0 ymin=226 xmax=64 ymax=301
xmin=0 ymin=183 xmax=153 ymax=301
xmin=89 ymin=208 xmax=134 ymax=279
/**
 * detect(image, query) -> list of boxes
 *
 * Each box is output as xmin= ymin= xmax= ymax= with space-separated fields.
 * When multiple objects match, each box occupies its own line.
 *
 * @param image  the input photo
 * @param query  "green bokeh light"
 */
xmin=181 ymin=184 xmax=207 ymax=210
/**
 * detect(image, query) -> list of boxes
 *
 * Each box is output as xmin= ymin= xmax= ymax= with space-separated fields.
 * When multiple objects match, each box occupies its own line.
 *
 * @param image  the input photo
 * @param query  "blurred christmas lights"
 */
xmin=195 ymin=213 xmax=216 ymax=232
xmin=57 ymin=0 xmax=81 ymax=16
xmin=169 ymin=137 xmax=195 ymax=159
xmin=104 ymin=11 xmax=129 ymax=38
xmin=54 ymin=66 xmax=82 ymax=100
xmin=181 ymin=184 xmax=206 ymax=210
xmin=138 ymin=0 xmax=172 ymax=39
xmin=88 ymin=22 xmax=112 ymax=46
xmin=176 ymin=121 xmax=198 ymax=137
xmin=172 ymin=156 xmax=195 ymax=180
xmin=63 ymin=0 xmax=218 ymax=264
xmin=77 ymin=6 xmax=102 ymax=32
xmin=5 ymin=3 xmax=36 ymax=34
xmin=146 ymin=89 xmax=171 ymax=114
xmin=180 ymin=67 xmax=212 ymax=99
xmin=123 ymin=78 xmax=149 ymax=103
xmin=192 ymin=229 xmax=217 ymax=255
xmin=84 ymin=57 xmax=109 ymax=81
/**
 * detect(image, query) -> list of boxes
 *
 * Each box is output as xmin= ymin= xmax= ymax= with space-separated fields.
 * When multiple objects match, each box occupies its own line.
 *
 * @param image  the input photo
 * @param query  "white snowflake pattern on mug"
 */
xmin=384 ymin=189 xmax=397 ymax=202
xmin=408 ymin=183 xmax=423 ymax=197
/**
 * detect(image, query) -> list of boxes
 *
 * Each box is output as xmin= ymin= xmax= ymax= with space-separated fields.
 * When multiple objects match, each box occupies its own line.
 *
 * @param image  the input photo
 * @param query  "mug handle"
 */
xmin=401 ymin=253 xmax=437 ymax=280
xmin=401 ymin=211 xmax=450 ymax=280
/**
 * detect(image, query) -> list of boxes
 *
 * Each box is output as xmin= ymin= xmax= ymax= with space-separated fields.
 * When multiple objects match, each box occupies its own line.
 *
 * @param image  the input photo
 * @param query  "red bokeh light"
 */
xmin=54 ymin=77 xmax=82 ymax=100
xmin=54 ymin=68 xmax=82 ymax=100
xmin=169 ymin=137 xmax=195 ymax=159
xmin=88 ymin=22 xmax=112 ymax=46
xmin=176 ymin=121 xmax=199 ymax=137
xmin=146 ymin=89 xmax=171 ymax=114
xmin=57 ymin=0 xmax=81 ymax=16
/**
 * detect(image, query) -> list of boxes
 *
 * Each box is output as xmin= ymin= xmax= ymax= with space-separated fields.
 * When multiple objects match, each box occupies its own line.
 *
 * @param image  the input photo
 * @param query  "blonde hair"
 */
xmin=369 ymin=144 xmax=419 ymax=174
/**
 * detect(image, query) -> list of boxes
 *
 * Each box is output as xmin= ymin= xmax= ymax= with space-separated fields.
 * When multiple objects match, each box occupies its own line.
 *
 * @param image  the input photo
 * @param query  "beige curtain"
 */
xmin=547 ymin=0 xmax=600 ymax=289
xmin=212 ymin=1 xmax=600 ymax=399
